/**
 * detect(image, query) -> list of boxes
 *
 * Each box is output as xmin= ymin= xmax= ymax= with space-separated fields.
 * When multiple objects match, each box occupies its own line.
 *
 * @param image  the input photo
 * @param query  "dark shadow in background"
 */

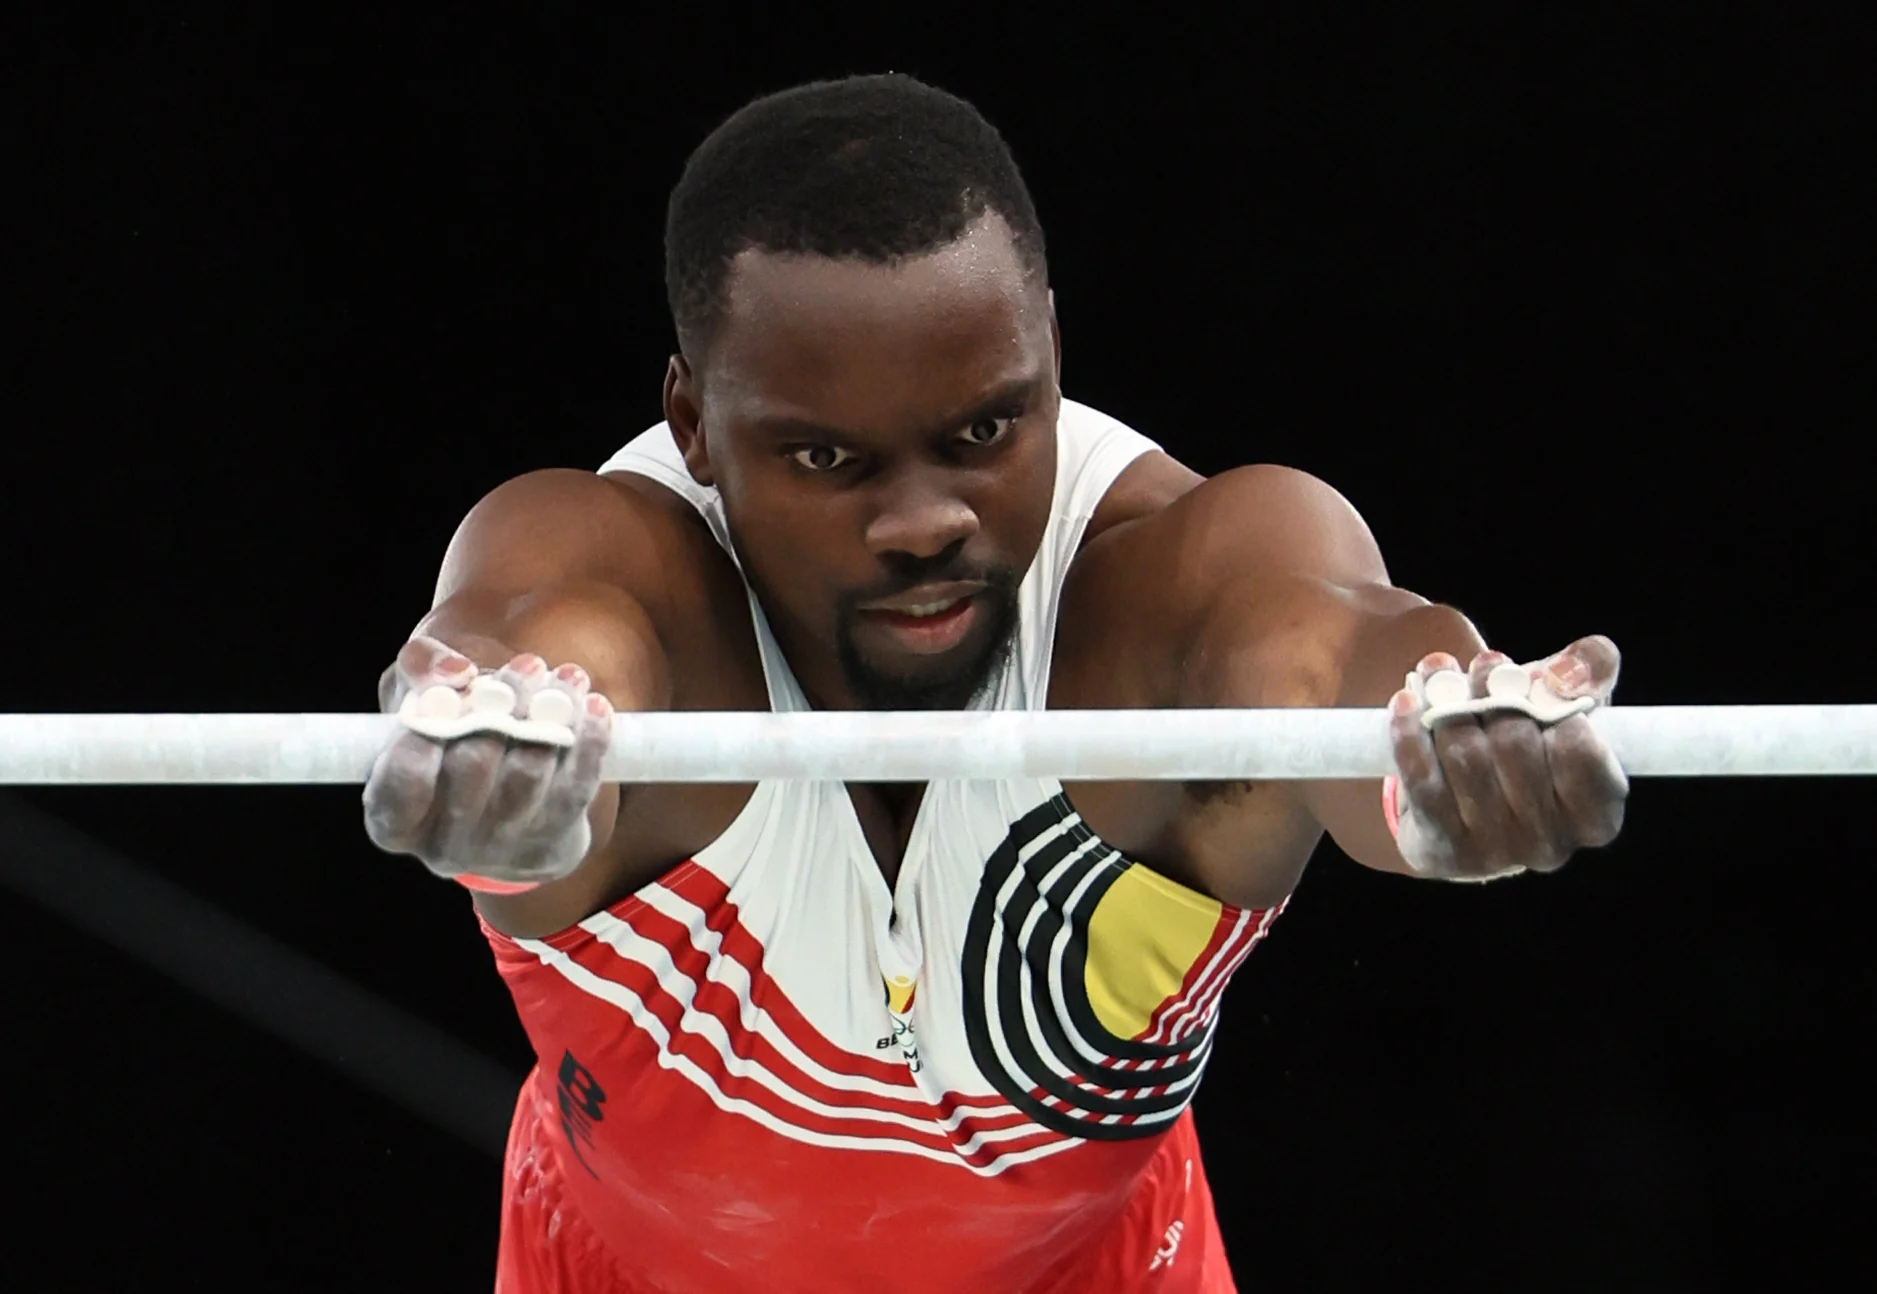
xmin=0 ymin=791 xmax=519 ymax=1158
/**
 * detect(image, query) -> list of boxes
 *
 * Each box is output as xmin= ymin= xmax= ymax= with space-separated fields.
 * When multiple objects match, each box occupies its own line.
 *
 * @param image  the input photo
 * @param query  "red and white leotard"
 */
xmin=480 ymin=401 xmax=1286 ymax=1293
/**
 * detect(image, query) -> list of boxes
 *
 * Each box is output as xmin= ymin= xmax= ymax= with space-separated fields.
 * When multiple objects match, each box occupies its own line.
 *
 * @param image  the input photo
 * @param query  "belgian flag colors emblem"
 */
xmin=883 ymin=973 xmax=917 ymax=1014
xmin=961 ymin=794 xmax=1281 ymax=1140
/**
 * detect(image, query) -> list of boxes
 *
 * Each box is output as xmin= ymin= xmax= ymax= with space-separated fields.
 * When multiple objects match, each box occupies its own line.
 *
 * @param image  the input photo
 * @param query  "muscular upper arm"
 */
xmin=1165 ymin=469 xmax=1490 ymax=879
xmin=407 ymin=469 xmax=677 ymax=935
xmin=1177 ymin=464 xmax=1393 ymax=593
xmin=431 ymin=469 xmax=681 ymax=618
xmin=1069 ymin=463 xmax=1453 ymax=896
xmin=417 ymin=470 xmax=675 ymax=716
xmin=1066 ymin=463 xmax=1404 ymax=706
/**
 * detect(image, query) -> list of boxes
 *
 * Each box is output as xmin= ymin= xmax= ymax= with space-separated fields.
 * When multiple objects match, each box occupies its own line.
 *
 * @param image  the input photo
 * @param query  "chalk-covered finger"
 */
xmin=1545 ymin=714 xmax=1629 ymax=847
xmin=1389 ymin=687 xmax=1467 ymax=850
xmin=529 ymin=662 xmax=591 ymax=727
xmin=1538 ymin=634 xmax=1622 ymax=701
xmin=427 ymin=732 xmax=508 ymax=861
xmin=1481 ymin=710 xmax=1564 ymax=867
xmin=402 ymin=635 xmax=478 ymax=689
xmin=491 ymin=653 xmax=548 ymax=718
xmin=1430 ymin=716 xmax=1499 ymax=836
xmin=1465 ymin=650 xmax=1513 ymax=699
xmin=381 ymin=636 xmax=478 ymax=721
xmin=362 ymin=732 xmax=446 ymax=854
xmin=482 ymin=740 xmax=563 ymax=844
xmin=482 ymin=670 xmax=578 ymax=845
xmin=539 ymin=693 xmax=613 ymax=828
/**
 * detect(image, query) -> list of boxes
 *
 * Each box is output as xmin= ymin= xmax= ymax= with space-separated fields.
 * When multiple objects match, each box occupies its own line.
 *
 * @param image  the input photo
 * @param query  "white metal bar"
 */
xmin=0 ymin=706 xmax=1872 ymax=784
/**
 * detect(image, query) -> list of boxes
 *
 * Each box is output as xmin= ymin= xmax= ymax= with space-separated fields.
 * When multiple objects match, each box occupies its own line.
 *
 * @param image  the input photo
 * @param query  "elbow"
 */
xmin=1335 ymin=601 xmax=1486 ymax=708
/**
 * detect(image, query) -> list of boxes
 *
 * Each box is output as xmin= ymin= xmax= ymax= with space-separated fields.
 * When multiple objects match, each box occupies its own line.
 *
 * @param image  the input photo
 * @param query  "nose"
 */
xmin=863 ymin=472 xmax=980 ymax=561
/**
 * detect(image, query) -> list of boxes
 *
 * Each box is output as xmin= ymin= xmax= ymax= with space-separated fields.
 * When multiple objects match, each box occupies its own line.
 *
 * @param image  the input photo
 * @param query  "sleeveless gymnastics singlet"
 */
xmin=480 ymin=400 xmax=1285 ymax=1294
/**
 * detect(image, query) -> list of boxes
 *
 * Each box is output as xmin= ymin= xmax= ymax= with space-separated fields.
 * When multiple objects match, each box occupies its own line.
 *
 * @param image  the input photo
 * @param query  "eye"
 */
xmin=789 ymin=444 xmax=855 ymax=473
xmin=959 ymin=413 xmax=1018 ymax=448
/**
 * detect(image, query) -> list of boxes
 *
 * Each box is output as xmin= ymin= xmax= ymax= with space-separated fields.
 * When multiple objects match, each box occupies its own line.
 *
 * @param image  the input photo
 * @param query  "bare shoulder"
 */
xmin=1079 ymin=449 xmax=1206 ymax=546
xmin=1056 ymin=462 xmax=1400 ymax=709
xmin=1136 ymin=463 xmax=1386 ymax=582
xmin=420 ymin=466 xmax=758 ymax=716
xmin=435 ymin=468 xmax=713 ymax=621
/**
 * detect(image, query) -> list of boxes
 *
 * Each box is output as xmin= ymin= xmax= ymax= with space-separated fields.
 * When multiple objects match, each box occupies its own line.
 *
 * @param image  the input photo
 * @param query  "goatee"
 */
xmin=836 ymin=580 xmax=1021 ymax=711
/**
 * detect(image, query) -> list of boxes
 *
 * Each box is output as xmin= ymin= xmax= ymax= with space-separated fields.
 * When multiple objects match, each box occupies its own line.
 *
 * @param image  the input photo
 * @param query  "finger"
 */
xmin=1466 ymin=649 xmax=1512 ymax=698
xmin=483 ymin=741 xmax=562 ymax=849
xmin=400 ymin=634 xmax=476 ymax=680
xmin=1401 ymin=651 xmax=1489 ymax=837
xmin=1538 ymin=634 xmax=1621 ymax=701
xmin=390 ymin=636 xmax=478 ymax=710
xmin=539 ymin=692 xmax=614 ymax=829
xmin=494 ymin=653 xmax=550 ymax=719
xmin=1544 ymin=714 xmax=1629 ymax=847
xmin=532 ymin=661 xmax=593 ymax=723
xmin=1389 ymin=686 xmax=1468 ymax=851
xmin=510 ymin=659 xmax=591 ymax=737
xmin=481 ymin=659 xmax=571 ymax=833
xmin=1415 ymin=651 xmax=1464 ymax=685
xmin=428 ymin=733 xmax=508 ymax=861
xmin=1430 ymin=715 xmax=1502 ymax=839
xmin=478 ymin=657 xmax=587 ymax=843
xmin=362 ymin=732 xmax=446 ymax=854
xmin=1480 ymin=710 xmax=1565 ymax=869
xmin=1463 ymin=649 xmax=1559 ymax=861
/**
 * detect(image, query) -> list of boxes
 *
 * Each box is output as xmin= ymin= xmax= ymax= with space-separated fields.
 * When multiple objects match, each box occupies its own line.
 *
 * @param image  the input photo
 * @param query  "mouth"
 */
xmin=857 ymin=583 xmax=986 ymax=656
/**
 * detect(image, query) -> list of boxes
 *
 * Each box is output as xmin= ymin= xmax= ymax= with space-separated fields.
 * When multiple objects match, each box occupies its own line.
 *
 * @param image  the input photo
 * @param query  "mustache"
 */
xmin=840 ymin=558 xmax=1021 ymax=609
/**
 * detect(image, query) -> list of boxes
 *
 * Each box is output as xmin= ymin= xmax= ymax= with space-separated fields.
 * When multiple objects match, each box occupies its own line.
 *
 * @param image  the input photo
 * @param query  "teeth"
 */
xmin=896 ymin=598 xmax=959 ymax=618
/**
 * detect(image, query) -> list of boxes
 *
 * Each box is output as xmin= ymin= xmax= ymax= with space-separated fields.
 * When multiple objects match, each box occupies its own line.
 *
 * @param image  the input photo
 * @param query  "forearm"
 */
xmin=390 ymin=583 xmax=669 ymax=887
xmin=1301 ymin=597 xmax=1487 ymax=874
xmin=1161 ymin=464 xmax=1619 ymax=886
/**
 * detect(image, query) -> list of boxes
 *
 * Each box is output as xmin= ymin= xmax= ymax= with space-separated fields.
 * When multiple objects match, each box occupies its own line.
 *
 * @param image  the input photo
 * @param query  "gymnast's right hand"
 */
xmin=362 ymin=634 xmax=616 ymax=888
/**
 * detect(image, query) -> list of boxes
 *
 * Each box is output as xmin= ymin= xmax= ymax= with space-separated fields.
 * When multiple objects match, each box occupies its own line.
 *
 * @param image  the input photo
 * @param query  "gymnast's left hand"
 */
xmin=1387 ymin=636 xmax=1629 ymax=879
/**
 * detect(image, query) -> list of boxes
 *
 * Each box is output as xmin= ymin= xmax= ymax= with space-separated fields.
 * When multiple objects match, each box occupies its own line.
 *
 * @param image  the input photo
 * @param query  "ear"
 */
xmin=663 ymin=353 xmax=715 ymax=487
xmin=1047 ymin=289 xmax=1062 ymax=391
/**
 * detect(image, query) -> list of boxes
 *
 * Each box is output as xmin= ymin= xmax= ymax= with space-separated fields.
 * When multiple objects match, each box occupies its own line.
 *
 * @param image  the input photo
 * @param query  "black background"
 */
xmin=4 ymin=5 xmax=1871 ymax=1291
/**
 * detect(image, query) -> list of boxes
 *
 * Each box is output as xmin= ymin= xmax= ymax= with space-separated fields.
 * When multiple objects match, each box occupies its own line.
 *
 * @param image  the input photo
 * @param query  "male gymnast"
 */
xmin=363 ymin=73 xmax=1627 ymax=1293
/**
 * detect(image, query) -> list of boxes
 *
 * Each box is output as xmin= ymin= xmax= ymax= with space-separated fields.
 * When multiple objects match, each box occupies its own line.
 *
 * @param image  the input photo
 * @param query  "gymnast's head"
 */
xmin=662 ymin=74 xmax=1059 ymax=713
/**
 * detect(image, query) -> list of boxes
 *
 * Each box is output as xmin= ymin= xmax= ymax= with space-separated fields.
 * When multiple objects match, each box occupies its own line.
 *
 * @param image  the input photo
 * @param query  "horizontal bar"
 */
xmin=0 ymin=706 xmax=1872 ymax=784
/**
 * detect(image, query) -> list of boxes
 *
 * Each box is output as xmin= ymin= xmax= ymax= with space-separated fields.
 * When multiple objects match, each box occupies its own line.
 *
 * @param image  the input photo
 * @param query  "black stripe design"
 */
xmin=960 ymin=794 xmax=1226 ymax=1141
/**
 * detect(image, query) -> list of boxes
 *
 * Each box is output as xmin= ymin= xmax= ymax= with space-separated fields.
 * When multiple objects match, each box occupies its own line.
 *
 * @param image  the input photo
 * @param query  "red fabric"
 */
xmin=479 ymin=863 xmax=1243 ymax=1294
xmin=494 ymin=1066 xmax=1235 ymax=1293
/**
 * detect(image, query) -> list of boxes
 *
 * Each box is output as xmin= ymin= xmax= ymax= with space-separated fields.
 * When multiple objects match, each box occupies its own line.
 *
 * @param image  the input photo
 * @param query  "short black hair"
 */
xmin=664 ymin=73 xmax=1047 ymax=358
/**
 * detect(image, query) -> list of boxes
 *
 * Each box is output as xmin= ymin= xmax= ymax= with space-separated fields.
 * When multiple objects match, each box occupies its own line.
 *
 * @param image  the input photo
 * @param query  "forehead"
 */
xmin=703 ymin=216 xmax=1049 ymax=423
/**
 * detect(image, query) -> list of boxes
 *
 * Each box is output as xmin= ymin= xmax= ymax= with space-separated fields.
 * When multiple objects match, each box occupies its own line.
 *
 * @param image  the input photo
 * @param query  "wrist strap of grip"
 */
xmin=1381 ymin=774 xmax=1403 ymax=840
xmin=452 ymin=873 xmax=542 ymax=895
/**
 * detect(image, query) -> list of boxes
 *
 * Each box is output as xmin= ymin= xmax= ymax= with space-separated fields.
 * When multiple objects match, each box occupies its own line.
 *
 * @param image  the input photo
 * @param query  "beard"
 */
xmin=834 ymin=567 xmax=1023 ymax=711
xmin=728 ymin=526 xmax=1026 ymax=712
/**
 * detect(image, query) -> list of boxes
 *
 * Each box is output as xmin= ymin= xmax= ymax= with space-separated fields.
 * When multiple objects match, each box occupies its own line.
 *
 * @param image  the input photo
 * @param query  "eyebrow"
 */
xmin=746 ymin=374 xmax=1041 ymax=445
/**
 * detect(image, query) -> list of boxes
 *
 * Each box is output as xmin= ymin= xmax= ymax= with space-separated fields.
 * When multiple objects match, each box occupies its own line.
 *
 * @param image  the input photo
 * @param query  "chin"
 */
xmin=842 ymin=621 xmax=1016 ymax=711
